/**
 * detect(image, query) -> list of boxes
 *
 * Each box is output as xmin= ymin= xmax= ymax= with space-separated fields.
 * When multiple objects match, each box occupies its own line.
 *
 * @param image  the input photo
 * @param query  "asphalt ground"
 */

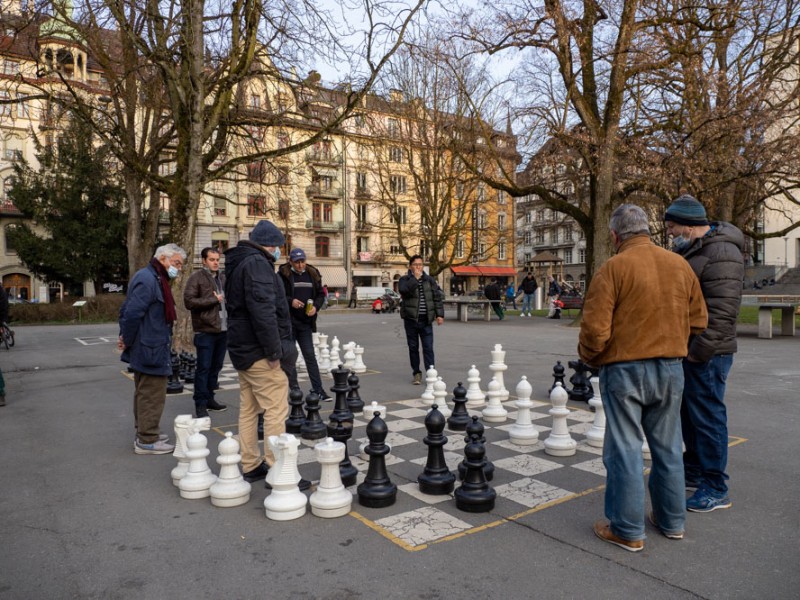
xmin=0 ymin=309 xmax=798 ymax=599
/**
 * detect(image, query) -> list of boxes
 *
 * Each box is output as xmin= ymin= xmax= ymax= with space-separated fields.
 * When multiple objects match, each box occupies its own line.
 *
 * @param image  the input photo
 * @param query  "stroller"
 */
xmin=378 ymin=293 xmax=398 ymax=313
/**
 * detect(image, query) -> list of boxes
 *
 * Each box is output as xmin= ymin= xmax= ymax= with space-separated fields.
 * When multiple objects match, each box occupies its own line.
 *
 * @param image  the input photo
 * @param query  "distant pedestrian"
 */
xmin=505 ymin=282 xmax=517 ymax=310
xmin=348 ymin=284 xmax=357 ymax=308
xmin=483 ymin=277 xmax=504 ymax=320
xmin=519 ymin=273 xmax=538 ymax=317
xmin=119 ymin=243 xmax=186 ymax=455
xmin=547 ymin=275 xmax=561 ymax=318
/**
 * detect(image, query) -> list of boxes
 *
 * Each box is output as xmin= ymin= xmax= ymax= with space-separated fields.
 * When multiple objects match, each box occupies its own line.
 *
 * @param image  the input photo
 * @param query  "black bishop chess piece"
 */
xmin=418 ymin=405 xmax=456 ymax=495
xmin=285 ymin=387 xmax=306 ymax=434
xmin=300 ymin=391 xmax=327 ymax=440
xmin=446 ymin=382 xmax=470 ymax=431
xmin=550 ymin=360 xmax=566 ymax=393
xmin=454 ymin=433 xmax=496 ymax=513
xmin=357 ymin=410 xmax=398 ymax=508
xmin=567 ymin=359 xmax=594 ymax=402
xmin=458 ymin=416 xmax=494 ymax=481
xmin=183 ymin=354 xmax=196 ymax=384
xmin=346 ymin=371 xmax=364 ymax=414
xmin=166 ymin=351 xmax=184 ymax=394
xmin=327 ymin=366 xmax=357 ymax=487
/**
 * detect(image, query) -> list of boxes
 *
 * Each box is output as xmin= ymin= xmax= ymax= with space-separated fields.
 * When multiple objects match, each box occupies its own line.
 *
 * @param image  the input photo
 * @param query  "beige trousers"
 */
xmin=237 ymin=359 xmax=289 ymax=471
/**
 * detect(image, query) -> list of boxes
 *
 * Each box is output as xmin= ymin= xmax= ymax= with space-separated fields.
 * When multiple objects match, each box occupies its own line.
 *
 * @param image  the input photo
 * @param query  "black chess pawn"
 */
xmin=550 ymin=360 xmax=566 ymax=393
xmin=285 ymin=387 xmax=306 ymax=434
xmin=567 ymin=359 xmax=593 ymax=402
xmin=166 ymin=352 xmax=184 ymax=394
xmin=357 ymin=411 xmax=397 ymax=508
xmin=183 ymin=354 xmax=196 ymax=384
xmin=454 ymin=433 xmax=496 ymax=513
xmin=447 ymin=382 xmax=470 ymax=431
xmin=346 ymin=371 xmax=364 ymax=414
xmin=458 ymin=416 xmax=494 ymax=481
xmin=418 ymin=405 xmax=456 ymax=495
xmin=301 ymin=392 xmax=327 ymax=440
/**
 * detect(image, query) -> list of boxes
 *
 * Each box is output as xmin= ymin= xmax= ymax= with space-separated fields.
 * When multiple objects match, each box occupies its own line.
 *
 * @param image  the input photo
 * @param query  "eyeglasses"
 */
xmin=411 ymin=262 xmax=424 ymax=267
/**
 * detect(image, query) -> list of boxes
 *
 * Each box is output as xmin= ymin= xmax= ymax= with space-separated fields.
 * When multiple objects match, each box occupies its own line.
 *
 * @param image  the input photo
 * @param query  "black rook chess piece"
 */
xmin=300 ymin=392 xmax=327 ymax=440
xmin=357 ymin=411 xmax=398 ymax=508
xmin=418 ymin=405 xmax=456 ymax=495
xmin=346 ymin=371 xmax=364 ymax=414
xmin=458 ymin=416 xmax=494 ymax=481
xmin=550 ymin=360 xmax=566 ymax=393
xmin=567 ymin=359 xmax=594 ymax=402
xmin=454 ymin=433 xmax=496 ymax=513
xmin=446 ymin=382 xmax=470 ymax=431
xmin=285 ymin=387 xmax=306 ymax=434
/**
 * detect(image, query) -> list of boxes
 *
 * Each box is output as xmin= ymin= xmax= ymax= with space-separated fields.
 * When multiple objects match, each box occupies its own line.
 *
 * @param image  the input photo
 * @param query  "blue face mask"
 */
xmin=272 ymin=248 xmax=281 ymax=261
xmin=167 ymin=265 xmax=180 ymax=279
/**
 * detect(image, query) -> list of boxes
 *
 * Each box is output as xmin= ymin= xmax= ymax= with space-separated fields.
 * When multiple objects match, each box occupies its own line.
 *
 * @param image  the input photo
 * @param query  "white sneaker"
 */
xmin=520 ymin=313 xmax=525 ymax=317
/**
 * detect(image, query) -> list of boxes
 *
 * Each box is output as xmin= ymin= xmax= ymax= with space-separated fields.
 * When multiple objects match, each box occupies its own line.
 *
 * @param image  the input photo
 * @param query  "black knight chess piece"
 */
xmin=357 ymin=411 xmax=398 ymax=508
xmin=446 ymin=382 xmax=471 ymax=431
xmin=458 ymin=416 xmax=494 ymax=481
xmin=300 ymin=392 xmax=327 ymax=440
xmin=454 ymin=433 xmax=496 ymax=513
xmin=567 ymin=359 xmax=594 ymax=402
xmin=285 ymin=387 xmax=306 ymax=434
xmin=346 ymin=371 xmax=364 ymax=414
xmin=418 ymin=405 xmax=456 ymax=495
xmin=550 ymin=360 xmax=566 ymax=393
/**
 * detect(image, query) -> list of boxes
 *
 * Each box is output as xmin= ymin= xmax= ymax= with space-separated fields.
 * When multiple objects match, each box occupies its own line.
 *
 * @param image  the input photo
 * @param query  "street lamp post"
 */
xmin=783 ymin=237 xmax=789 ymax=267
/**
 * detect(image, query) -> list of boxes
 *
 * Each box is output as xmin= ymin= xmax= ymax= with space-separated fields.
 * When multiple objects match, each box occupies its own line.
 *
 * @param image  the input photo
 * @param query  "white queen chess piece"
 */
xmin=209 ymin=432 xmax=251 ymax=507
xmin=489 ymin=344 xmax=509 ymax=401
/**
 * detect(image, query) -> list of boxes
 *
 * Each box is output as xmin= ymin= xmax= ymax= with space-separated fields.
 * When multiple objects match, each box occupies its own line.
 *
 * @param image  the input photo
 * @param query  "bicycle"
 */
xmin=1 ymin=321 xmax=14 ymax=350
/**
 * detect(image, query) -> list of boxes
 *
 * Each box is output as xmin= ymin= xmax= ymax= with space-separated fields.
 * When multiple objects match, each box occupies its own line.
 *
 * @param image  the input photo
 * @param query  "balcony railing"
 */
xmin=354 ymin=221 xmax=371 ymax=231
xmin=305 ymin=184 xmax=343 ymax=199
xmin=305 ymin=219 xmax=343 ymax=231
xmin=305 ymin=149 xmax=342 ymax=165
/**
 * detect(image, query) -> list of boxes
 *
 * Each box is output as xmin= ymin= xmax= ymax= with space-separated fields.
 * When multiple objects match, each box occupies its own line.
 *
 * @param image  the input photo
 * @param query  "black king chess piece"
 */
xmin=567 ymin=359 xmax=594 ymax=402
xmin=300 ymin=391 xmax=327 ymax=440
xmin=454 ymin=433 xmax=496 ymax=513
xmin=446 ymin=382 xmax=471 ymax=431
xmin=357 ymin=410 xmax=398 ymax=508
xmin=285 ymin=387 xmax=306 ymax=434
xmin=550 ymin=360 xmax=566 ymax=393
xmin=458 ymin=416 xmax=494 ymax=481
xmin=327 ymin=365 xmax=357 ymax=487
xmin=418 ymin=405 xmax=456 ymax=495
xmin=346 ymin=371 xmax=364 ymax=414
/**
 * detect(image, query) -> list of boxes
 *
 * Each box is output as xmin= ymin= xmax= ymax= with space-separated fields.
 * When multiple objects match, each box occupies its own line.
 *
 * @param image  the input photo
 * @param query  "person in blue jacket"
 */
xmin=119 ymin=243 xmax=186 ymax=455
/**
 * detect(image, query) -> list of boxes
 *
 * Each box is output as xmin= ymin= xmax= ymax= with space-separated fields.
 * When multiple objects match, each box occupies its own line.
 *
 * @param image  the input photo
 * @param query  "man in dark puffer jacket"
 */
xmin=665 ymin=195 xmax=744 ymax=514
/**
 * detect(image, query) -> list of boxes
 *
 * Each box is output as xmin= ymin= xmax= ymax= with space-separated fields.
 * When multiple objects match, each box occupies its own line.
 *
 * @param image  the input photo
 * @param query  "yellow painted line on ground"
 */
xmin=349 ymin=510 xmax=421 ymax=552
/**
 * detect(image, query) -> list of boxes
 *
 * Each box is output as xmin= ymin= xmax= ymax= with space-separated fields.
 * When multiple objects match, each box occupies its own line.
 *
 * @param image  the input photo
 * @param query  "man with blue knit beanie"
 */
xmin=665 ymin=195 xmax=744 ymax=513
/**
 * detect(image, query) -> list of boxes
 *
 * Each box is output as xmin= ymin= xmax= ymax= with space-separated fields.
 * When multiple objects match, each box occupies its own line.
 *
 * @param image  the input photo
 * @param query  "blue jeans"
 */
xmin=681 ymin=354 xmax=733 ymax=495
xmin=506 ymin=295 xmax=517 ymax=309
xmin=193 ymin=331 xmax=227 ymax=409
xmin=601 ymin=359 xmax=685 ymax=540
xmin=521 ymin=293 xmax=534 ymax=313
xmin=404 ymin=317 xmax=434 ymax=375
xmin=292 ymin=320 xmax=325 ymax=395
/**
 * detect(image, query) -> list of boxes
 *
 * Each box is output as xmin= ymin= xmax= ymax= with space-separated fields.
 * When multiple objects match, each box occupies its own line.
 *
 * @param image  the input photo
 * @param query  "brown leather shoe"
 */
xmin=593 ymin=519 xmax=644 ymax=552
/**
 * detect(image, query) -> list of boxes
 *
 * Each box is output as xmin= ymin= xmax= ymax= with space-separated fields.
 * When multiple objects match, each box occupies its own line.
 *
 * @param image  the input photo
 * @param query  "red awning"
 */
xmin=451 ymin=266 xmax=518 ymax=277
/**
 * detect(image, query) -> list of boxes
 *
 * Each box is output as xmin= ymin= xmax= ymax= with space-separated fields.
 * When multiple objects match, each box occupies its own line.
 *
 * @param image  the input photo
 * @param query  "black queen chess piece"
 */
xmin=357 ymin=410 xmax=397 ymax=508
xmin=418 ymin=405 xmax=456 ymax=495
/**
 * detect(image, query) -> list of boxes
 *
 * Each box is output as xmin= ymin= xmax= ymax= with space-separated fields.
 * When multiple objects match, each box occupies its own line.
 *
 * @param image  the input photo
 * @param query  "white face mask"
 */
xmin=167 ymin=265 xmax=179 ymax=279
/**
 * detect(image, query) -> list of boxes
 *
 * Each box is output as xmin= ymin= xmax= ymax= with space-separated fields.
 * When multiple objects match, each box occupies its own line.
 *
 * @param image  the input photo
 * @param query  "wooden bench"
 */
xmin=757 ymin=303 xmax=797 ymax=339
xmin=446 ymin=299 xmax=494 ymax=322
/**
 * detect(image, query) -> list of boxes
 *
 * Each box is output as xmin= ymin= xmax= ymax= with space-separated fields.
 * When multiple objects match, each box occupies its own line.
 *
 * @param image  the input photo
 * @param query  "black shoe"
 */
xmin=265 ymin=478 xmax=311 ymax=491
xmin=243 ymin=462 xmax=269 ymax=483
xmin=207 ymin=400 xmax=227 ymax=412
xmin=318 ymin=392 xmax=333 ymax=402
xmin=196 ymin=408 xmax=209 ymax=418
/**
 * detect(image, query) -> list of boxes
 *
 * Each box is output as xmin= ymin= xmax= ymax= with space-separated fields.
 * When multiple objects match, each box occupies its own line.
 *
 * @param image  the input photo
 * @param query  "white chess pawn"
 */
xmin=421 ymin=365 xmax=437 ymax=405
xmin=432 ymin=376 xmax=451 ymax=417
xmin=310 ymin=438 xmax=353 ymax=518
xmin=343 ymin=342 xmax=357 ymax=370
xmin=179 ymin=430 xmax=218 ymax=499
xmin=586 ymin=375 xmax=605 ymax=448
xmin=312 ymin=332 xmax=321 ymax=360
xmin=171 ymin=414 xmax=195 ymax=486
xmin=481 ymin=377 xmax=507 ymax=423
xmin=359 ymin=402 xmax=389 ymax=458
xmin=465 ymin=365 xmax=486 ymax=408
xmin=295 ymin=342 xmax=307 ymax=373
xmin=489 ymin=344 xmax=509 ymax=401
xmin=509 ymin=376 xmax=539 ymax=445
xmin=352 ymin=345 xmax=367 ymax=373
xmin=544 ymin=382 xmax=577 ymax=457
xmin=319 ymin=345 xmax=331 ymax=372
xmin=209 ymin=432 xmax=251 ymax=507
xmin=328 ymin=336 xmax=341 ymax=372
xmin=264 ymin=434 xmax=308 ymax=521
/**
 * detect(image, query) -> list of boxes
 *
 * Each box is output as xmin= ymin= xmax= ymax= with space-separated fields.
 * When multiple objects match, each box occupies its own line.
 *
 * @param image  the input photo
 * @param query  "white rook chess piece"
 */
xmin=310 ymin=437 xmax=353 ymax=518
xmin=179 ymin=429 xmax=218 ymax=499
xmin=353 ymin=345 xmax=367 ymax=373
xmin=295 ymin=342 xmax=307 ymax=373
xmin=343 ymin=342 xmax=356 ymax=370
xmin=173 ymin=415 xmax=211 ymax=487
xmin=421 ymin=365 xmax=437 ymax=405
xmin=264 ymin=434 xmax=308 ymax=521
xmin=432 ymin=376 xmax=451 ymax=417
xmin=544 ymin=382 xmax=577 ymax=456
xmin=489 ymin=344 xmax=509 ymax=401
xmin=328 ymin=336 xmax=341 ymax=373
xmin=509 ymin=376 xmax=539 ymax=445
xmin=209 ymin=432 xmax=251 ymax=507
xmin=481 ymin=377 xmax=507 ymax=423
xmin=586 ymin=375 xmax=605 ymax=448
xmin=465 ymin=365 xmax=486 ymax=409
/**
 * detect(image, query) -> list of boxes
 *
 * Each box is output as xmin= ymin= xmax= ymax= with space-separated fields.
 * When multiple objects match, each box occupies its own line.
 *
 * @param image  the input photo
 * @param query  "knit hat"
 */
xmin=249 ymin=220 xmax=285 ymax=247
xmin=664 ymin=195 xmax=709 ymax=226
xmin=289 ymin=248 xmax=306 ymax=261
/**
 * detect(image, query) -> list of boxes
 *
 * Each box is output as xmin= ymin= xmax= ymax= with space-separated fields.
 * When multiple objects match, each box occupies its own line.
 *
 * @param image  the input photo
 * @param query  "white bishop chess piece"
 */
xmin=509 ymin=376 xmax=539 ymax=445
xmin=420 ymin=365 xmax=437 ymax=405
xmin=179 ymin=428 xmax=218 ymax=499
xmin=328 ymin=336 xmax=341 ymax=372
xmin=209 ymin=432 xmax=251 ymax=507
xmin=481 ymin=377 xmax=507 ymax=423
xmin=544 ymin=382 xmax=577 ymax=457
xmin=465 ymin=365 xmax=486 ymax=409
xmin=432 ymin=376 xmax=451 ymax=417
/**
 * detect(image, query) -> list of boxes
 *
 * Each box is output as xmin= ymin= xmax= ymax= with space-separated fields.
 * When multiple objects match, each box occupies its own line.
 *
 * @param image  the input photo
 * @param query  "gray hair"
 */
xmin=154 ymin=243 xmax=187 ymax=261
xmin=609 ymin=204 xmax=650 ymax=242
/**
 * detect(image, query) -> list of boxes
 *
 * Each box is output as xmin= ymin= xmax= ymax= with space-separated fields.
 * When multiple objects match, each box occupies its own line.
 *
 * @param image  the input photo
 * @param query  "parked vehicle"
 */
xmin=356 ymin=286 xmax=401 ymax=302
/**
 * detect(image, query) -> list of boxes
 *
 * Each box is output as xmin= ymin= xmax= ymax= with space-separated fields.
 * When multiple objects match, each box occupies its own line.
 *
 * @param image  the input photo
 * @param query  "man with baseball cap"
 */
xmin=278 ymin=247 xmax=331 ymax=401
